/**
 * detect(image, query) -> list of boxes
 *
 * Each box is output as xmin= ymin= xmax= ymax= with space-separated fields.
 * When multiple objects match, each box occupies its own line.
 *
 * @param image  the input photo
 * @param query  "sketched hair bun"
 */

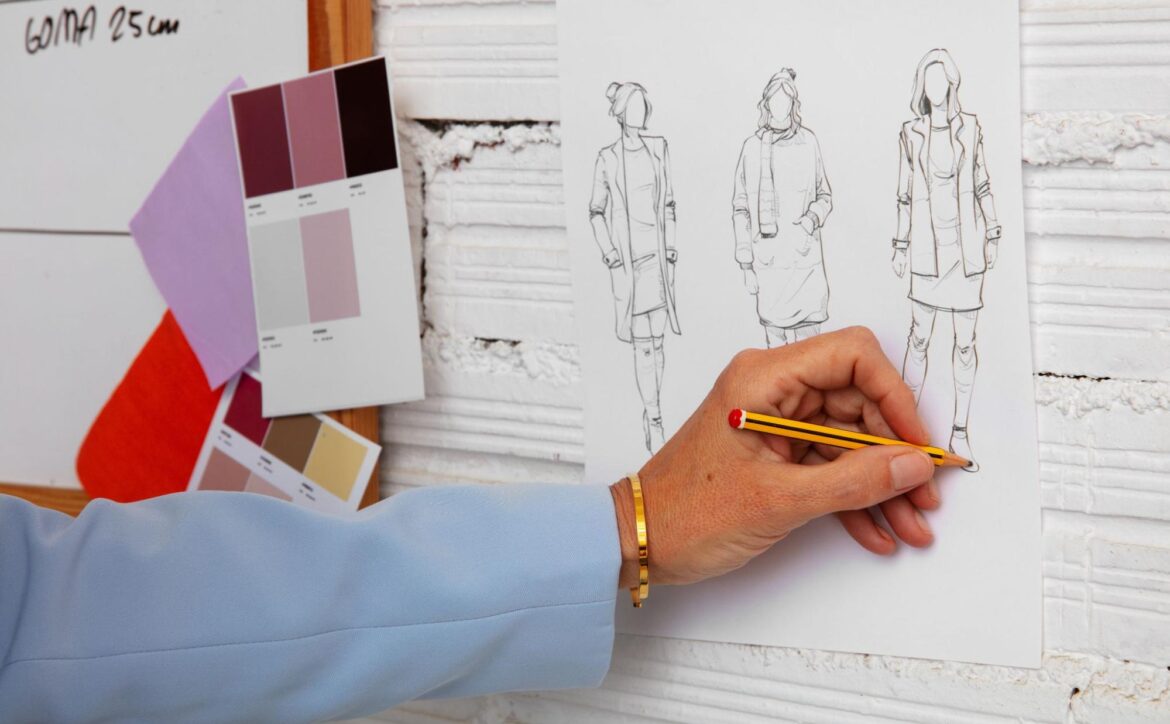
xmin=605 ymin=82 xmax=622 ymax=101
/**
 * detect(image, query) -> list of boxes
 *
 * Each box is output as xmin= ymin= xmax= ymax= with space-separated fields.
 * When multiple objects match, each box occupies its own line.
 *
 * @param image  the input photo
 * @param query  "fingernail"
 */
xmin=890 ymin=450 xmax=934 ymax=492
xmin=927 ymin=479 xmax=940 ymax=506
xmin=914 ymin=508 xmax=933 ymax=537
xmin=877 ymin=526 xmax=894 ymax=545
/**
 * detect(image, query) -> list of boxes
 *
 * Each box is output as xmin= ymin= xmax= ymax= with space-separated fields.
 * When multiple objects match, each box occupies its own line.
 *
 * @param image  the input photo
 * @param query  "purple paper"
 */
xmin=130 ymin=78 xmax=256 ymax=388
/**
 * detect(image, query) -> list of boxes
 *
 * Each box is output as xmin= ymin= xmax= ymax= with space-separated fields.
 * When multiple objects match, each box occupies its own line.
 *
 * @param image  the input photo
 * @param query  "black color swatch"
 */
xmin=334 ymin=58 xmax=398 ymax=178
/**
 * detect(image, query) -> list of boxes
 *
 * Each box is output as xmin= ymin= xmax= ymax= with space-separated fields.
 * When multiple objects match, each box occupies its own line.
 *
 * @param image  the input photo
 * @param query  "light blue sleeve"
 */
xmin=0 ymin=483 xmax=620 ymax=723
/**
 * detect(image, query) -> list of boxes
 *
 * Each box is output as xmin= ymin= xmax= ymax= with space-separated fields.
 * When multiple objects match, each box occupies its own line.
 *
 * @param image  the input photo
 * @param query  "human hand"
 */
xmin=794 ymin=214 xmax=816 ymax=235
xmin=611 ymin=327 xmax=939 ymax=589
xmin=891 ymin=248 xmax=908 ymax=278
xmin=743 ymin=268 xmax=759 ymax=295
xmin=602 ymin=248 xmax=622 ymax=269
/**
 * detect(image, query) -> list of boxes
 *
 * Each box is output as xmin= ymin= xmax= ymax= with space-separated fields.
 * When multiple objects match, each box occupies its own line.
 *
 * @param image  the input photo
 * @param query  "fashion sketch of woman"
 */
xmin=588 ymin=82 xmax=680 ymax=453
xmin=732 ymin=69 xmax=833 ymax=348
xmin=892 ymin=49 xmax=1001 ymax=472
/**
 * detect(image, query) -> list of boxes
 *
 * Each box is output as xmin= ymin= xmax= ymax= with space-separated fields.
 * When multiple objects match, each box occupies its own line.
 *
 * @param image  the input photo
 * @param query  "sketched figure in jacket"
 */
xmin=588 ymin=82 xmax=680 ymax=453
xmin=892 ymin=49 xmax=1002 ymax=472
xmin=732 ymin=69 xmax=833 ymax=348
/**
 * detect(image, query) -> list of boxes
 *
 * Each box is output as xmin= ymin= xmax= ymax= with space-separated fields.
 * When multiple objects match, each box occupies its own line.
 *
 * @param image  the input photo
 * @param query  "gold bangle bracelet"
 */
xmin=628 ymin=472 xmax=649 ymax=607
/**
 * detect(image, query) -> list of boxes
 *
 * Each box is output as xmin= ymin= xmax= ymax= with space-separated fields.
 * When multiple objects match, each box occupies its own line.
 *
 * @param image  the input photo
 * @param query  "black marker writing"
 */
xmin=25 ymin=6 xmax=97 ymax=55
xmin=24 ymin=5 xmax=179 ymax=55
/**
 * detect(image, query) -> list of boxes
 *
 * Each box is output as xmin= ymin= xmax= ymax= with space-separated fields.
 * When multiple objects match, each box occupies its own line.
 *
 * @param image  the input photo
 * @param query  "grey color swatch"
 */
xmin=249 ymin=218 xmax=311 ymax=331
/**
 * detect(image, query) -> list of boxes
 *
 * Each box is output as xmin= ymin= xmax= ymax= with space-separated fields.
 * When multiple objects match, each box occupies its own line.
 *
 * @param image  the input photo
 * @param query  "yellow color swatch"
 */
xmin=303 ymin=426 xmax=366 ymax=501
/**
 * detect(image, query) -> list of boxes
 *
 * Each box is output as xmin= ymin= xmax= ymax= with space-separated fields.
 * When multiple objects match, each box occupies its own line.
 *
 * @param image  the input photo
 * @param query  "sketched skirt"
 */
xmin=752 ymin=228 xmax=829 ymax=329
xmin=909 ymin=227 xmax=984 ymax=312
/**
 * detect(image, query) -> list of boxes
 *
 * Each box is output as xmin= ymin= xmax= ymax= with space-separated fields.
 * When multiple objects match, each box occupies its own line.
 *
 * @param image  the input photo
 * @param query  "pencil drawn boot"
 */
xmin=588 ymin=81 xmax=680 ymax=453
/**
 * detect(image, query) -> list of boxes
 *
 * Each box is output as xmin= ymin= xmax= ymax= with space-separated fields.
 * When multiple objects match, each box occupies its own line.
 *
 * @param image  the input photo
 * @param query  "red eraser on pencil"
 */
xmin=728 ymin=408 xmax=744 ymax=429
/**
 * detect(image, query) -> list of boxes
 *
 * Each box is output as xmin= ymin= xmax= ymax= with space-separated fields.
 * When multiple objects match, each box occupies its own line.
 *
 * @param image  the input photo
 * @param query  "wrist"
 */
xmin=609 ymin=478 xmax=640 ymax=589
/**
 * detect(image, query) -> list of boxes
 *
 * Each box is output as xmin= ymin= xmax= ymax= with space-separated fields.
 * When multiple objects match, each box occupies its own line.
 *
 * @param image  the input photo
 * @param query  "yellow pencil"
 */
xmin=729 ymin=408 xmax=970 ymax=468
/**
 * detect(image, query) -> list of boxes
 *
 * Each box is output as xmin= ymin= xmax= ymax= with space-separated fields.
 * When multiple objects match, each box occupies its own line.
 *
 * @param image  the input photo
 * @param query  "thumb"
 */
xmin=785 ymin=445 xmax=935 ymax=516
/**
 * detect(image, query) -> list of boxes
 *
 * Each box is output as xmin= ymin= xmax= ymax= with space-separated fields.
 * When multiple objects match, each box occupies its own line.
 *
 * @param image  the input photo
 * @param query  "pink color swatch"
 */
xmin=283 ymin=73 xmax=347 ymax=188
xmin=300 ymin=209 xmax=361 ymax=323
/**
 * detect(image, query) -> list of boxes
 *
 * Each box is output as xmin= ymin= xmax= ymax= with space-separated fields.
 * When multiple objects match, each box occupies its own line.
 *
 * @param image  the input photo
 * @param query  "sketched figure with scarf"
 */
xmin=732 ymin=69 xmax=833 ymax=348
xmin=588 ymin=82 xmax=680 ymax=453
xmin=892 ymin=49 xmax=1002 ymax=472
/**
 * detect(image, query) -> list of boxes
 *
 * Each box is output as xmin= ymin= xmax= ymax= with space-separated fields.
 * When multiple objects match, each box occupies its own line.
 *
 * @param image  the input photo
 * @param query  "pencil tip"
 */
xmin=942 ymin=452 xmax=971 ymax=468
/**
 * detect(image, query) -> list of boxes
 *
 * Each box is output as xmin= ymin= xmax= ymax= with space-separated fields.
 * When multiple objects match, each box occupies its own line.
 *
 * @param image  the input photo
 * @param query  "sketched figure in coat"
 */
xmin=892 ymin=49 xmax=1002 ymax=472
xmin=588 ymin=82 xmax=680 ymax=453
xmin=733 ymin=69 xmax=833 ymax=347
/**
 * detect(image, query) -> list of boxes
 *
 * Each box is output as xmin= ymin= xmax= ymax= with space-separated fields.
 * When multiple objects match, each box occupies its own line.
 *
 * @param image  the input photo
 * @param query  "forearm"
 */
xmin=0 ymin=486 xmax=619 ymax=722
xmin=610 ymin=478 xmax=639 ymax=589
xmin=894 ymin=203 xmax=911 ymax=246
xmin=733 ymin=210 xmax=754 ymax=266
xmin=589 ymin=215 xmax=617 ymax=259
xmin=979 ymin=193 xmax=1001 ymax=236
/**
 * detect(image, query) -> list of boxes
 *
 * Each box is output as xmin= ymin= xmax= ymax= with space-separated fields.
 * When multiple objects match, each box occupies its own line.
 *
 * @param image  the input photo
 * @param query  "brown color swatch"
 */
xmin=261 ymin=415 xmax=322 ymax=472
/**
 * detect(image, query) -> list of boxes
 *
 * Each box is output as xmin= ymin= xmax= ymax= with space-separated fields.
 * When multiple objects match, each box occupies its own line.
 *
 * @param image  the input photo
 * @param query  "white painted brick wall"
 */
xmin=365 ymin=1 xmax=1170 ymax=721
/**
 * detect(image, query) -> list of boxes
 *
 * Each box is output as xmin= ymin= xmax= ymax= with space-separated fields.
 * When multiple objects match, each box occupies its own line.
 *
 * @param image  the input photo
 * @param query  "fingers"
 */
xmin=905 ymin=479 xmax=940 ymax=511
xmin=777 ymin=328 xmax=927 ymax=445
xmin=878 ymin=495 xmax=934 ymax=547
xmin=837 ymin=509 xmax=895 ymax=555
xmin=773 ymin=444 xmax=935 ymax=521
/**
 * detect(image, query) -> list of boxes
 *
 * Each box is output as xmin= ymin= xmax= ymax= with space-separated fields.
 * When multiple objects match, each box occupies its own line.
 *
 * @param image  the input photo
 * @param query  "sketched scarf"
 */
xmin=758 ymin=122 xmax=799 ymax=238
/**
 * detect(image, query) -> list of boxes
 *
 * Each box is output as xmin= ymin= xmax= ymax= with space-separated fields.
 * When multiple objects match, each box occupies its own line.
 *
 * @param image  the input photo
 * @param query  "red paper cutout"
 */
xmin=76 ymin=311 xmax=223 ymax=502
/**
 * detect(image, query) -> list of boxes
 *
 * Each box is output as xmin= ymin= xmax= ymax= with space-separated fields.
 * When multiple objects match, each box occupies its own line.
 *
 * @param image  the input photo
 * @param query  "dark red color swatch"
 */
xmin=223 ymin=373 xmax=271 ymax=446
xmin=76 ymin=311 xmax=223 ymax=502
xmin=334 ymin=58 xmax=398 ymax=178
xmin=232 ymin=85 xmax=294 ymax=198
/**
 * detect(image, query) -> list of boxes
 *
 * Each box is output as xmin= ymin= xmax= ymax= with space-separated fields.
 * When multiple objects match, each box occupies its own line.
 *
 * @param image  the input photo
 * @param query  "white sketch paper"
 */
xmin=558 ymin=0 xmax=1040 ymax=667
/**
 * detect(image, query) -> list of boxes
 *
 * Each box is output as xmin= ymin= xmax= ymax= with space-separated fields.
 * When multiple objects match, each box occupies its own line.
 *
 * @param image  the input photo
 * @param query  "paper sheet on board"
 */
xmin=130 ymin=79 xmax=257 ymax=389
xmin=557 ymin=0 xmax=1041 ymax=667
xmin=228 ymin=58 xmax=425 ymax=417
xmin=187 ymin=371 xmax=381 ymax=514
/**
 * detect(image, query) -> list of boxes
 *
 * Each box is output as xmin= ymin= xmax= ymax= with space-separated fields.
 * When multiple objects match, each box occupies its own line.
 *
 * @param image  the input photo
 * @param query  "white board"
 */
xmin=558 ymin=0 xmax=1041 ymax=667
xmin=0 ymin=0 xmax=306 ymax=487
xmin=0 ymin=233 xmax=164 ymax=486
xmin=0 ymin=0 xmax=307 ymax=232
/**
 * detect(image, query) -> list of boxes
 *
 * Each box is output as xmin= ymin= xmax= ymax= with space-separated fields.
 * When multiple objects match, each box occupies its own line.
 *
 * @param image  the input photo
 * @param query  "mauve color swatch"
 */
xmin=232 ymin=85 xmax=294 ymax=198
xmin=301 ymin=209 xmax=361 ymax=323
xmin=200 ymin=448 xmax=250 ymax=492
xmin=222 ymin=373 xmax=270 ymax=446
xmin=284 ymin=73 xmax=347 ymax=187
xmin=244 ymin=473 xmax=293 ymax=501
xmin=335 ymin=58 xmax=398 ymax=178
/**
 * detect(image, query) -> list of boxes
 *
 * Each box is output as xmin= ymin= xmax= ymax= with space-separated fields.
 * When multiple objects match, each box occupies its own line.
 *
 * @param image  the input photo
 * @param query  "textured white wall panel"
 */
xmin=377 ymin=1 xmax=1170 ymax=120
xmin=370 ymin=0 xmax=1170 ymax=721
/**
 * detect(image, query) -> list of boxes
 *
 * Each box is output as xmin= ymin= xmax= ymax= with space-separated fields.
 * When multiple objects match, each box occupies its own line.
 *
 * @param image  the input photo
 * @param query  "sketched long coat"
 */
xmin=588 ymin=136 xmax=680 ymax=343
xmin=895 ymin=112 xmax=998 ymax=277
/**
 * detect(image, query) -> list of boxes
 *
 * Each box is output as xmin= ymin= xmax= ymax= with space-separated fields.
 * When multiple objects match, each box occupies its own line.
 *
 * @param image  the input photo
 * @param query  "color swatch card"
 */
xmin=229 ymin=57 xmax=424 ymax=416
xmin=188 ymin=372 xmax=380 ymax=513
